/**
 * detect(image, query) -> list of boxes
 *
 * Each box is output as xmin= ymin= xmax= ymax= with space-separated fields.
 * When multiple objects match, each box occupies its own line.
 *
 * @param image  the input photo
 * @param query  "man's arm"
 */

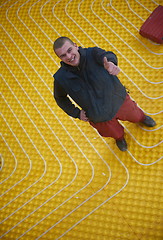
xmin=54 ymin=80 xmax=81 ymax=119
xmin=92 ymin=47 xmax=120 ymax=75
xmin=103 ymin=57 xmax=120 ymax=75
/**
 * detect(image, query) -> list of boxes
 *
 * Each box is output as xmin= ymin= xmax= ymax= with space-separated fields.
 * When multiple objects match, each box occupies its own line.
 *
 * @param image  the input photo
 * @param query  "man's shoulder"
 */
xmin=53 ymin=67 xmax=65 ymax=80
xmin=53 ymin=65 xmax=76 ymax=84
xmin=83 ymin=47 xmax=105 ymax=59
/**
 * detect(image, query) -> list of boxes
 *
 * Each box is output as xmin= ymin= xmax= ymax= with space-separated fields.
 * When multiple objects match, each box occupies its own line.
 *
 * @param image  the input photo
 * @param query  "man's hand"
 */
xmin=80 ymin=110 xmax=89 ymax=122
xmin=103 ymin=57 xmax=120 ymax=75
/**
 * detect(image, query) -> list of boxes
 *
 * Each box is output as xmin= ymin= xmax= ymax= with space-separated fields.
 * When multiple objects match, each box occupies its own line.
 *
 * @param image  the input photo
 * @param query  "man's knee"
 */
xmin=90 ymin=120 xmax=124 ymax=140
xmin=98 ymin=127 xmax=124 ymax=140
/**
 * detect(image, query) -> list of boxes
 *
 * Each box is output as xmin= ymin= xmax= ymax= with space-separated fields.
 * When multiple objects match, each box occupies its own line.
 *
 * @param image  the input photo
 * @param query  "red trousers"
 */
xmin=90 ymin=94 xmax=145 ymax=140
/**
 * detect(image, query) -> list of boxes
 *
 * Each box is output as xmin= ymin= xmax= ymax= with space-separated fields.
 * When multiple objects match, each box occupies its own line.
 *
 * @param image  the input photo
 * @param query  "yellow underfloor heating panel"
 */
xmin=0 ymin=0 xmax=163 ymax=239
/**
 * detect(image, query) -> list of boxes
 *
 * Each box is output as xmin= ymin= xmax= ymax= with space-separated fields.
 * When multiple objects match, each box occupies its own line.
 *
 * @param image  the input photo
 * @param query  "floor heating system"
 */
xmin=0 ymin=0 xmax=163 ymax=239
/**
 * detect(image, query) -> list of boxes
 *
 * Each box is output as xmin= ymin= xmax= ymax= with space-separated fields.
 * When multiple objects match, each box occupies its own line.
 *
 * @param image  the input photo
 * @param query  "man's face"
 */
xmin=55 ymin=41 xmax=80 ymax=67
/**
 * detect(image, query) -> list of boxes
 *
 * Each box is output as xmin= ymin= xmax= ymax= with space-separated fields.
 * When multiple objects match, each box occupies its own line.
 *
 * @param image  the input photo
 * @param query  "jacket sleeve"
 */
xmin=92 ymin=47 xmax=118 ymax=66
xmin=54 ymin=79 xmax=81 ymax=119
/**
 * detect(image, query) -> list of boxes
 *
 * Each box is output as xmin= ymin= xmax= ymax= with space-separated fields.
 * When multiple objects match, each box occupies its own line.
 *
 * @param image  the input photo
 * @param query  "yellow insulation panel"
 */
xmin=0 ymin=0 xmax=162 ymax=239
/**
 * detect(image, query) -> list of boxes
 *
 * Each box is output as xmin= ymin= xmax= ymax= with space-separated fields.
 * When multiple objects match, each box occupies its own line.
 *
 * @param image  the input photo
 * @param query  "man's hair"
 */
xmin=53 ymin=37 xmax=74 ymax=52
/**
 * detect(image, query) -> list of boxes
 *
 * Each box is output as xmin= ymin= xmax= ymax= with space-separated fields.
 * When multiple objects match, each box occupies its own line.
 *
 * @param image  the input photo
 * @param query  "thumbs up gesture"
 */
xmin=103 ymin=57 xmax=120 ymax=75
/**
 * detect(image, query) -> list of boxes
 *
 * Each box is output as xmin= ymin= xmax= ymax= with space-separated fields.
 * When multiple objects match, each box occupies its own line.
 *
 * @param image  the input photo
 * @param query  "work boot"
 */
xmin=116 ymin=138 xmax=127 ymax=151
xmin=141 ymin=115 xmax=156 ymax=127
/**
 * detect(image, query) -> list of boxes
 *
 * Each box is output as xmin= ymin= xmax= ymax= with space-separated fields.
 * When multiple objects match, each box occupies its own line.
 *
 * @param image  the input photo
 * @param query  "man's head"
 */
xmin=53 ymin=37 xmax=80 ymax=67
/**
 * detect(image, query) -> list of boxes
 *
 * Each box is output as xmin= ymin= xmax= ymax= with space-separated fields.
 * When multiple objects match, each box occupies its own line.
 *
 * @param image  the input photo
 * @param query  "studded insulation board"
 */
xmin=0 ymin=0 xmax=163 ymax=240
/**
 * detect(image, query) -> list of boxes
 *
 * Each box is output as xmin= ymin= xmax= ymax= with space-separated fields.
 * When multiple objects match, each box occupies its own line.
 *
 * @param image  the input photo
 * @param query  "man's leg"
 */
xmin=115 ymin=94 xmax=145 ymax=122
xmin=116 ymin=94 xmax=156 ymax=127
xmin=90 ymin=119 xmax=127 ymax=151
xmin=90 ymin=119 xmax=124 ymax=139
xmin=90 ymin=95 xmax=155 ymax=151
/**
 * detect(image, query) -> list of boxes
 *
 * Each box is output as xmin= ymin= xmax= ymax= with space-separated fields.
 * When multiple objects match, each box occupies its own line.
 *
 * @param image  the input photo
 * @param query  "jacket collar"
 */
xmin=60 ymin=47 xmax=86 ymax=72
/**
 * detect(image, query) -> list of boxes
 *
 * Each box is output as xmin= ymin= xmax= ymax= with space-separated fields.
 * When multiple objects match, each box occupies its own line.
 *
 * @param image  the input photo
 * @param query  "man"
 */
xmin=53 ymin=36 xmax=156 ymax=151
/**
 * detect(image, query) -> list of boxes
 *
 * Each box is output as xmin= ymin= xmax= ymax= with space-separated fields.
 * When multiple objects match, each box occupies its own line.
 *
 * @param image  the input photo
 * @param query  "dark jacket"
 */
xmin=53 ymin=47 xmax=127 ymax=123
